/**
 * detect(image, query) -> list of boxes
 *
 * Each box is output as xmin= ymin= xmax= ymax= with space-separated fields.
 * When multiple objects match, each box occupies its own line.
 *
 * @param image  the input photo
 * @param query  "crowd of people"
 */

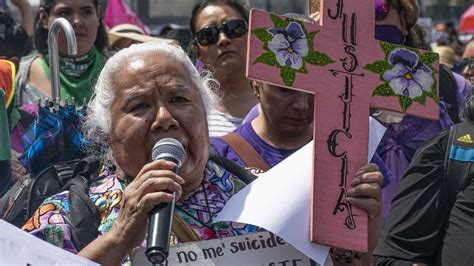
xmin=1 ymin=0 xmax=474 ymax=265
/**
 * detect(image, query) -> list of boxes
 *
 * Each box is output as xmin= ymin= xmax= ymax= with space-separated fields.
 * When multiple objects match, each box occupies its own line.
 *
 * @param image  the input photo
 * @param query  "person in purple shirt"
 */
xmin=211 ymin=82 xmax=313 ymax=170
xmin=211 ymin=83 xmax=394 ymax=187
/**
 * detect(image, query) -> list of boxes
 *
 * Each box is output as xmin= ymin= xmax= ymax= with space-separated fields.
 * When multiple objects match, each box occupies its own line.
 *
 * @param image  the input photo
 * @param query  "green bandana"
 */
xmin=41 ymin=47 xmax=106 ymax=105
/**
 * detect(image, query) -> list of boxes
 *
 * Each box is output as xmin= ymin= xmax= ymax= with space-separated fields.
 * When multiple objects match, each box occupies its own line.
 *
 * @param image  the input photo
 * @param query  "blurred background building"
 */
xmin=131 ymin=0 xmax=307 ymax=27
xmin=421 ymin=0 xmax=472 ymax=21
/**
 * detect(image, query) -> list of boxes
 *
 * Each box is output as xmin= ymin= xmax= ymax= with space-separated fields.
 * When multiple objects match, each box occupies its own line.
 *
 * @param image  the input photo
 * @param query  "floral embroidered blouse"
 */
xmin=22 ymin=159 xmax=258 ymax=254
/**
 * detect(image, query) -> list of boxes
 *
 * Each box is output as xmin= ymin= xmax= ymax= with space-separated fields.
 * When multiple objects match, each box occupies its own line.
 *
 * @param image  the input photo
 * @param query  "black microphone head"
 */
xmin=151 ymin=138 xmax=186 ymax=168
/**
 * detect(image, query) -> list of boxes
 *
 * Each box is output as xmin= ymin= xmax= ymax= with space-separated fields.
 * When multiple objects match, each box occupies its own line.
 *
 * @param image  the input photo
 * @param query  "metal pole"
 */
xmin=47 ymin=18 xmax=77 ymax=101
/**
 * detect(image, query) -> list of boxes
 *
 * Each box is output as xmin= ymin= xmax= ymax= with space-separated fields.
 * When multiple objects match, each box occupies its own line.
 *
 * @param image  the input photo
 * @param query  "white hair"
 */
xmin=82 ymin=42 xmax=218 ymax=166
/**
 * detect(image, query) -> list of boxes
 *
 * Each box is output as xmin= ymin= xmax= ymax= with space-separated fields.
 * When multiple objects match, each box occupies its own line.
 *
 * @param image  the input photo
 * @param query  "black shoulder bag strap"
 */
xmin=209 ymin=153 xmax=257 ymax=185
xmin=439 ymin=64 xmax=461 ymax=124
xmin=443 ymin=122 xmax=474 ymax=204
xmin=63 ymin=157 xmax=101 ymax=251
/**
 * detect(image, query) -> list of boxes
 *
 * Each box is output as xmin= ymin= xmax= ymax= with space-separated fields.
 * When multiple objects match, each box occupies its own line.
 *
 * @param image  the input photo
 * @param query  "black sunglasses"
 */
xmin=195 ymin=19 xmax=247 ymax=46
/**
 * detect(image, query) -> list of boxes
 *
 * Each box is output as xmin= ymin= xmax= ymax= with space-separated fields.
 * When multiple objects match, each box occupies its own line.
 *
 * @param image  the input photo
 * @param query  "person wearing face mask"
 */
xmin=15 ymin=0 xmax=108 ymax=107
xmin=371 ymin=0 xmax=471 ymax=219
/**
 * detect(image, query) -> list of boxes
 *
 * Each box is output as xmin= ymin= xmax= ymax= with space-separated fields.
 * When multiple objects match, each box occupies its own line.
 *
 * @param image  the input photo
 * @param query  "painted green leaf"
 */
xmin=253 ymin=52 xmax=278 ymax=66
xmin=297 ymin=63 xmax=308 ymax=74
xmin=398 ymin=96 xmax=412 ymax=113
xmin=380 ymin=41 xmax=397 ymax=57
xmin=307 ymin=31 xmax=319 ymax=51
xmin=304 ymin=51 xmax=335 ymax=66
xmin=413 ymin=95 xmax=427 ymax=105
xmin=425 ymin=80 xmax=439 ymax=103
xmin=420 ymin=52 xmax=439 ymax=66
xmin=270 ymin=13 xmax=287 ymax=28
xmin=281 ymin=67 xmax=296 ymax=86
xmin=363 ymin=60 xmax=392 ymax=74
xmin=252 ymin=28 xmax=273 ymax=42
xmin=372 ymin=83 xmax=396 ymax=97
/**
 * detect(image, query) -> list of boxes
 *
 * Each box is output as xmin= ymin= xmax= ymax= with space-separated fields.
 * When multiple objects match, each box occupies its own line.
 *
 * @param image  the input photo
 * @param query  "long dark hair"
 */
xmin=34 ymin=0 xmax=108 ymax=55
xmin=189 ymin=0 xmax=250 ymax=36
xmin=0 ymin=9 xmax=33 ymax=58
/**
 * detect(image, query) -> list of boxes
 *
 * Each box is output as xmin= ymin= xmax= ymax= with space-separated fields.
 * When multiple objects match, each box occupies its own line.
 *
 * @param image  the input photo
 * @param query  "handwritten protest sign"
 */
xmin=132 ymin=231 xmax=330 ymax=266
xmin=0 ymin=220 xmax=98 ymax=265
xmin=246 ymin=0 xmax=439 ymax=252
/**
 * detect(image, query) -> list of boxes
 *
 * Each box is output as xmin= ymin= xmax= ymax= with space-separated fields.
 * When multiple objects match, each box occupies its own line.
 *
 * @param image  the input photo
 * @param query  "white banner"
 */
xmin=0 ymin=220 xmax=98 ymax=265
xmin=131 ymin=231 xmax=331 ymax=266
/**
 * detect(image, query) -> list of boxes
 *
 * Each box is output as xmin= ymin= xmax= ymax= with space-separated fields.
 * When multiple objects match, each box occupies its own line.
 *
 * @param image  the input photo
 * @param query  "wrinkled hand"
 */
xmin=346 ymin=163 xmax=383 ymax=220
xmin=108 ymin=160 xmax=185 ymax=250
xmin=11 ymin=150 xmax=27 ymax=181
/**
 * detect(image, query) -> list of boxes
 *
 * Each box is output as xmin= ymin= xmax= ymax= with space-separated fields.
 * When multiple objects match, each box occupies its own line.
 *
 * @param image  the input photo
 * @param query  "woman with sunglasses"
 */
xmin=15 ymin=0 xmax=107 ymax=107
xmin=189 ymin=0 xmax=258 ymax=137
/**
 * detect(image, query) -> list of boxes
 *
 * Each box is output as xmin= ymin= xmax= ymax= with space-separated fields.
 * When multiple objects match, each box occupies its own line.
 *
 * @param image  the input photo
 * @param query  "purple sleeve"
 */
xmin=210 ymin=137 xmax=247 ymax=167
xmin=22 ymin=193 xmax=79 ymax=254
xmin=242 ymin=104 xmax=260 ymax=124
xmin=453 ymin=72 xmax=471 ymax=113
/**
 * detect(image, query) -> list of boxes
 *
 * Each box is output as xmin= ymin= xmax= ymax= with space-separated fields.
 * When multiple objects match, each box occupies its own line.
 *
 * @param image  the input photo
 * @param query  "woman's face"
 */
xmin=194 ymin=4 xmax=247 ymax=77
xmin=109 ymin=52 xmax=209 ymax=186
xmin=258 ymin=83 xmax=314 ymax=136
xmin=42 ymin=0 xmax=100 ymax=57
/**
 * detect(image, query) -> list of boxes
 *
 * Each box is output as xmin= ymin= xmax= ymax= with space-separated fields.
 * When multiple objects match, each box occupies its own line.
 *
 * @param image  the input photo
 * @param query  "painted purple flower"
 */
xmin=267 ymin=22 xmax=309 ymax=70
xmin=383 ymin=48 xmax=434 ymax=99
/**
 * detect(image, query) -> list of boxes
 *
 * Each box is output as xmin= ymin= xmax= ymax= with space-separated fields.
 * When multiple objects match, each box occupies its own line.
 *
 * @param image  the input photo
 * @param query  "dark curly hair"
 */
xmin=34 ymin=0 xmax=108 ymax=55
xmin=0 ymin=9 xmax=34 ymax=58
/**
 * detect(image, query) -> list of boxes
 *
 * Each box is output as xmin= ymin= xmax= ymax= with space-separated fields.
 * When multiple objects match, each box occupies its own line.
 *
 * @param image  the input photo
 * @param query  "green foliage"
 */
xmin=413 ymin=95 xmax=427 ymax=105
xmin=270 ymin=13 xmax=288 ymax=28
xmin=252 ymin=28 xmax=273 ymax=43
xmin=253 ymin=52 xmax=277 ymax=66
xmin=380 ymin=41 xmax=397 ymax=57
xmin=307 ymin=31 xmax=319 ymax=51
xmin=363 ymin=60 xmax=392 ymax=74
xmin=398 ymin=96 xmax=412 ymax=113
xmin=372 ymin=83 xmax=396 ymax=97
xmin=297 ymin=63 xmax=308 ymax=74
xmin=420 ymin=52 xmax=439 ymax=66
xmin=304 ymin=51 xmax=335 ymax=66
xmin=281 ymin=67 xmax=296 ymax=86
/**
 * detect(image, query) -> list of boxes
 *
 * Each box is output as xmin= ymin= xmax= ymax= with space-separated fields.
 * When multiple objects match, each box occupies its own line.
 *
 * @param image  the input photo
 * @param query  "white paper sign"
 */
xmin=131 ymin=231 xmax=331 ymax=266
xmin=0 ymin=220 xmax=98 ymax=265
xmin=215 ymin=118 xmax=386 ymax=265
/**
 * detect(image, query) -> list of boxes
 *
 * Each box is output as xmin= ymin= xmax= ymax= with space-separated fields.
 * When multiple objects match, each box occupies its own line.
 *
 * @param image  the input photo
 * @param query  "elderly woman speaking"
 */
xmin=22 ymin=42 xmax=383 ymax=265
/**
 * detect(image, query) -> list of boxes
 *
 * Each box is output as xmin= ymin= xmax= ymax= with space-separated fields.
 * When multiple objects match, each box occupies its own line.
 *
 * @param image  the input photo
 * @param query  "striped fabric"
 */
xmin=207 ymin=108 xmax=243 ymax=138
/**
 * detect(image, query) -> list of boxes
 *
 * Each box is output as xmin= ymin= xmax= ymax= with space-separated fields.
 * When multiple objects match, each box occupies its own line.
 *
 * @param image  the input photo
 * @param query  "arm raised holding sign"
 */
xmin=211 ymin=79 xmax=384 ymax=264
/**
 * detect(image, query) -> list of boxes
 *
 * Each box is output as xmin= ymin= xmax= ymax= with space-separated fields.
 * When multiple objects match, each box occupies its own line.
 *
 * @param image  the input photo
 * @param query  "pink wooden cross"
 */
xmin=246 ymin=0 xmax=439 ymax=252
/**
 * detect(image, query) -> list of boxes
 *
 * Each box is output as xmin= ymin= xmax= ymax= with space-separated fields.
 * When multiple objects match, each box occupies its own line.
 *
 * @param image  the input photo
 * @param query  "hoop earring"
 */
xmin=251 ymin=82 xmax=260 ymax=98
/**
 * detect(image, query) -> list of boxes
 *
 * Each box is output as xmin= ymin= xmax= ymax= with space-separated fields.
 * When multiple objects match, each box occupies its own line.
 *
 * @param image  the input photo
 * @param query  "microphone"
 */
xmin=146 ymin=138 xmax=186 ymax=264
